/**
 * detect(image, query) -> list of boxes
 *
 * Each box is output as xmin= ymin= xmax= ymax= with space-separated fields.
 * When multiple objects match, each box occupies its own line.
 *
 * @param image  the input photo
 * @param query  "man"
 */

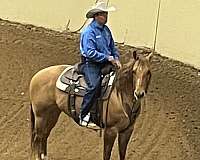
xmin=79 ymin=2 xmax=122 ymax=127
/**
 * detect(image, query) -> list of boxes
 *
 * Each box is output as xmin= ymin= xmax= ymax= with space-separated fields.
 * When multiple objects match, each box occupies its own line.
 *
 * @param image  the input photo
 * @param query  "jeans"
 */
xmin=79 ymin=62 xmax=102 ymax=120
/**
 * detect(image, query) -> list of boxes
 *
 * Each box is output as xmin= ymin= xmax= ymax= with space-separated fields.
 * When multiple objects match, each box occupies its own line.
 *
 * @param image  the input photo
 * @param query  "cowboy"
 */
xmin=79 ymin=2 xmax=122 ymax=127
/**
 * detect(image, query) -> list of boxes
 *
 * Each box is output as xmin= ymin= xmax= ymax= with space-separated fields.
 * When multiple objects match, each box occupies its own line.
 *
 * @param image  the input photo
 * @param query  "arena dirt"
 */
xmin=0 ymin=19 xmax=199 ymax=160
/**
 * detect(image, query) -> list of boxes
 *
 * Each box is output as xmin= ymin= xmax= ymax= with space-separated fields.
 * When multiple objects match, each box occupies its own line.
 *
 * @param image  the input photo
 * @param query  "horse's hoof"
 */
xmin=41 ymin=154 xmax=48 ymax=160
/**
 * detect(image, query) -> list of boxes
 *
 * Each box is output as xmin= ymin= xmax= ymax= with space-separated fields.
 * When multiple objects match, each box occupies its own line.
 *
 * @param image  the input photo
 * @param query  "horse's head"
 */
xmin=116 ymin=49 xmax=152 ymax=100
xmin=132 ymin=50 xmax=152 ymax=99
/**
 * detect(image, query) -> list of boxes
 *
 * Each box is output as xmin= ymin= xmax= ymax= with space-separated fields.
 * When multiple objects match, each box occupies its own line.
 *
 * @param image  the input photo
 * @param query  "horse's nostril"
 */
xmin=141 ymin=92 xmax=145 ymax=97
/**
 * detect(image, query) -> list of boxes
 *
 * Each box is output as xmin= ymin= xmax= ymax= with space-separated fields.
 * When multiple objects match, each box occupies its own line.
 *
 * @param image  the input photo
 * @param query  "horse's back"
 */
xmin=29 ymin=65 xmax=71 ymax=104
xmin=30 ymin=65 xmax=71 ymax=84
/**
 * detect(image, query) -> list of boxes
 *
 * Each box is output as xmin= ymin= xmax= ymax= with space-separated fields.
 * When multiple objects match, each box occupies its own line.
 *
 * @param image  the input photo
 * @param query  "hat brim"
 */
xmin=86 ymin=7 xmax=116 ymax=18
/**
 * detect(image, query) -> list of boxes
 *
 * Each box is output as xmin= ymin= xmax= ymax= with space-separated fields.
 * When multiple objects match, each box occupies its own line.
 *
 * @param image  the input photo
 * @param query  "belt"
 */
xmin=81 ymin=56 xmax=100 ymax=65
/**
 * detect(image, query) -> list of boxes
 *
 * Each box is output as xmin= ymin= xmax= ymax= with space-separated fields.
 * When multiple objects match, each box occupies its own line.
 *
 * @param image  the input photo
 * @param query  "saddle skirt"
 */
xmin=56 ymin=65 xmax=115 ymax=100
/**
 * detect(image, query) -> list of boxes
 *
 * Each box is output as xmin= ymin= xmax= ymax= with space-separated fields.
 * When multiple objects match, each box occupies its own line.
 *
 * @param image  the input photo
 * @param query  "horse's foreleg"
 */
xmin=103 ymin=127 xmax=117 ymax=160
xmin=40 ymin=137 xmax=47 ymax=160
xmin=118 ymin=125 xmax=134 ymax=160
xmin=42 ymin=138 xmax=47 ymax=157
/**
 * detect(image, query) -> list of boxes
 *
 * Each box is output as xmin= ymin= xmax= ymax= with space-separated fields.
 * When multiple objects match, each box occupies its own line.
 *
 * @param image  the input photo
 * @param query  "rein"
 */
xmin=104 ymin=71 xmax=118 ymax=128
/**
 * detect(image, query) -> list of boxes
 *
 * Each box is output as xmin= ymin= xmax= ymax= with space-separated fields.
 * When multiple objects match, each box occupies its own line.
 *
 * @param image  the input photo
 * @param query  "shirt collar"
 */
xmin=91 ymin=19 xmax=104 ymax=30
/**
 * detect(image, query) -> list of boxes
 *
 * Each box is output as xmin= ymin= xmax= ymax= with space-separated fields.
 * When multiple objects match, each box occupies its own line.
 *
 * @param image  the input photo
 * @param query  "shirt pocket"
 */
xmin=104 ymin=30 xmax=111 ymax=47
xmin=95 ymin=35 xmax=103 ymax=51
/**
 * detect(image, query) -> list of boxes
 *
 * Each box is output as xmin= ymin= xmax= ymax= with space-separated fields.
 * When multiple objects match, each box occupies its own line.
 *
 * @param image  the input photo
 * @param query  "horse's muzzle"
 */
xmin=134 ymin=90 xmax=145 ymax=100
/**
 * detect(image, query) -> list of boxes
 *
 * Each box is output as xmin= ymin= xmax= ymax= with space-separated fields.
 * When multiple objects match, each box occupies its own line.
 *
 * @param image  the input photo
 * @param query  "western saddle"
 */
xmin=56 ymin=63 xmax=116 ymax=128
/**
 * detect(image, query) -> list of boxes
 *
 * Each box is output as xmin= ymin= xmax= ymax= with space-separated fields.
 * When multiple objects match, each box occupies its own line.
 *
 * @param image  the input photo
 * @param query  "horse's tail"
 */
xmin=30 ymin=103 xmax=35 ymax=149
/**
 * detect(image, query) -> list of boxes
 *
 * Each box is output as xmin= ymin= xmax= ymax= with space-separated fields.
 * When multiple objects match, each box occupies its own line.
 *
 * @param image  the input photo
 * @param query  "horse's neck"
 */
xmin=113 ymin=73 xmax=136 ymax=116
xmin=115 ymin=70 xmax=135 ymax=99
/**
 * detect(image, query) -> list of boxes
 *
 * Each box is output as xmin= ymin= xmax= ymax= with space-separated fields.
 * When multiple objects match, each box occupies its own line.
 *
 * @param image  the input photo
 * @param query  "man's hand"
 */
xmin=108 ymin=56 xmax=122 ymax=69
xmin=108 ymin=56 xmax=114 ymax=62
xmin=108 ymin=56 xmax=115 ymax=65
xmin=115 ymin=60 xmax=122 ymax=69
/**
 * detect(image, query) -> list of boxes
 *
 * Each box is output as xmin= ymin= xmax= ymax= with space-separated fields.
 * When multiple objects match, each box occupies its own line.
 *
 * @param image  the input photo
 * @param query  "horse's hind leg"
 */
xmin=31 ymin=105 xmax=61 ymax=160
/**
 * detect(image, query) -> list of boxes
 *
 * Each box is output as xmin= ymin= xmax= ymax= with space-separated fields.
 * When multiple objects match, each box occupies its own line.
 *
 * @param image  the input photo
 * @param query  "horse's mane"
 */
xmin=115 ymin=59 xmax=135 ymax=94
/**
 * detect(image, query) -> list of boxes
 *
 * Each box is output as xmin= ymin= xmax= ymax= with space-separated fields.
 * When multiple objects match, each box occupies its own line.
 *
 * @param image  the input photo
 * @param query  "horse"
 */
xmin=29 ymin=50 xmax=152 ymax=160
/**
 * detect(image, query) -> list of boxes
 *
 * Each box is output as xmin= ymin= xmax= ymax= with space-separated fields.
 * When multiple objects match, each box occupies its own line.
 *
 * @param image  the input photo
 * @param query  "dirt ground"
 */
xmin=0 ymin=19 xmax=199 ymax=160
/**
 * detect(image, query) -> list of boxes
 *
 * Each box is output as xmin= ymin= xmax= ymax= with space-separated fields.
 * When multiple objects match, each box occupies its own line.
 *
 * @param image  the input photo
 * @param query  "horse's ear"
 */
xmin=132 ymin=50 xmax=138 ymax=60
xmin=146 ymin=52 xmax=153 ymax=61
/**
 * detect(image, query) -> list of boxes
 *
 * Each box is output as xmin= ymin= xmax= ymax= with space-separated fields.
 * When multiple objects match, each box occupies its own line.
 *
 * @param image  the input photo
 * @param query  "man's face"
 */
xmin=94 ymin=11 xmax=108 ymax=25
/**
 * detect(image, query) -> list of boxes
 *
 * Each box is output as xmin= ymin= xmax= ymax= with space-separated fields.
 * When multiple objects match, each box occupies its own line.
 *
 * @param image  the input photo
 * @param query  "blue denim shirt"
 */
xmin=80 ymin=20 xmax=119 ymax=63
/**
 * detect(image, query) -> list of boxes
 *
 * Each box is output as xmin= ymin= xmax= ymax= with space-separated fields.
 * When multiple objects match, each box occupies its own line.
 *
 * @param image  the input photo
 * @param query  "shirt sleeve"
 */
xmin=81 ymin=30 xmax=108 ymax=63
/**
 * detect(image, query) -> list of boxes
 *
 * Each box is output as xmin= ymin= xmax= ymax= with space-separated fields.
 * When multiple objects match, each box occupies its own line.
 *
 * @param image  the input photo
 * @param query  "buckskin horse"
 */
xmin=29 ymin=50 xmax=152 ymax=160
